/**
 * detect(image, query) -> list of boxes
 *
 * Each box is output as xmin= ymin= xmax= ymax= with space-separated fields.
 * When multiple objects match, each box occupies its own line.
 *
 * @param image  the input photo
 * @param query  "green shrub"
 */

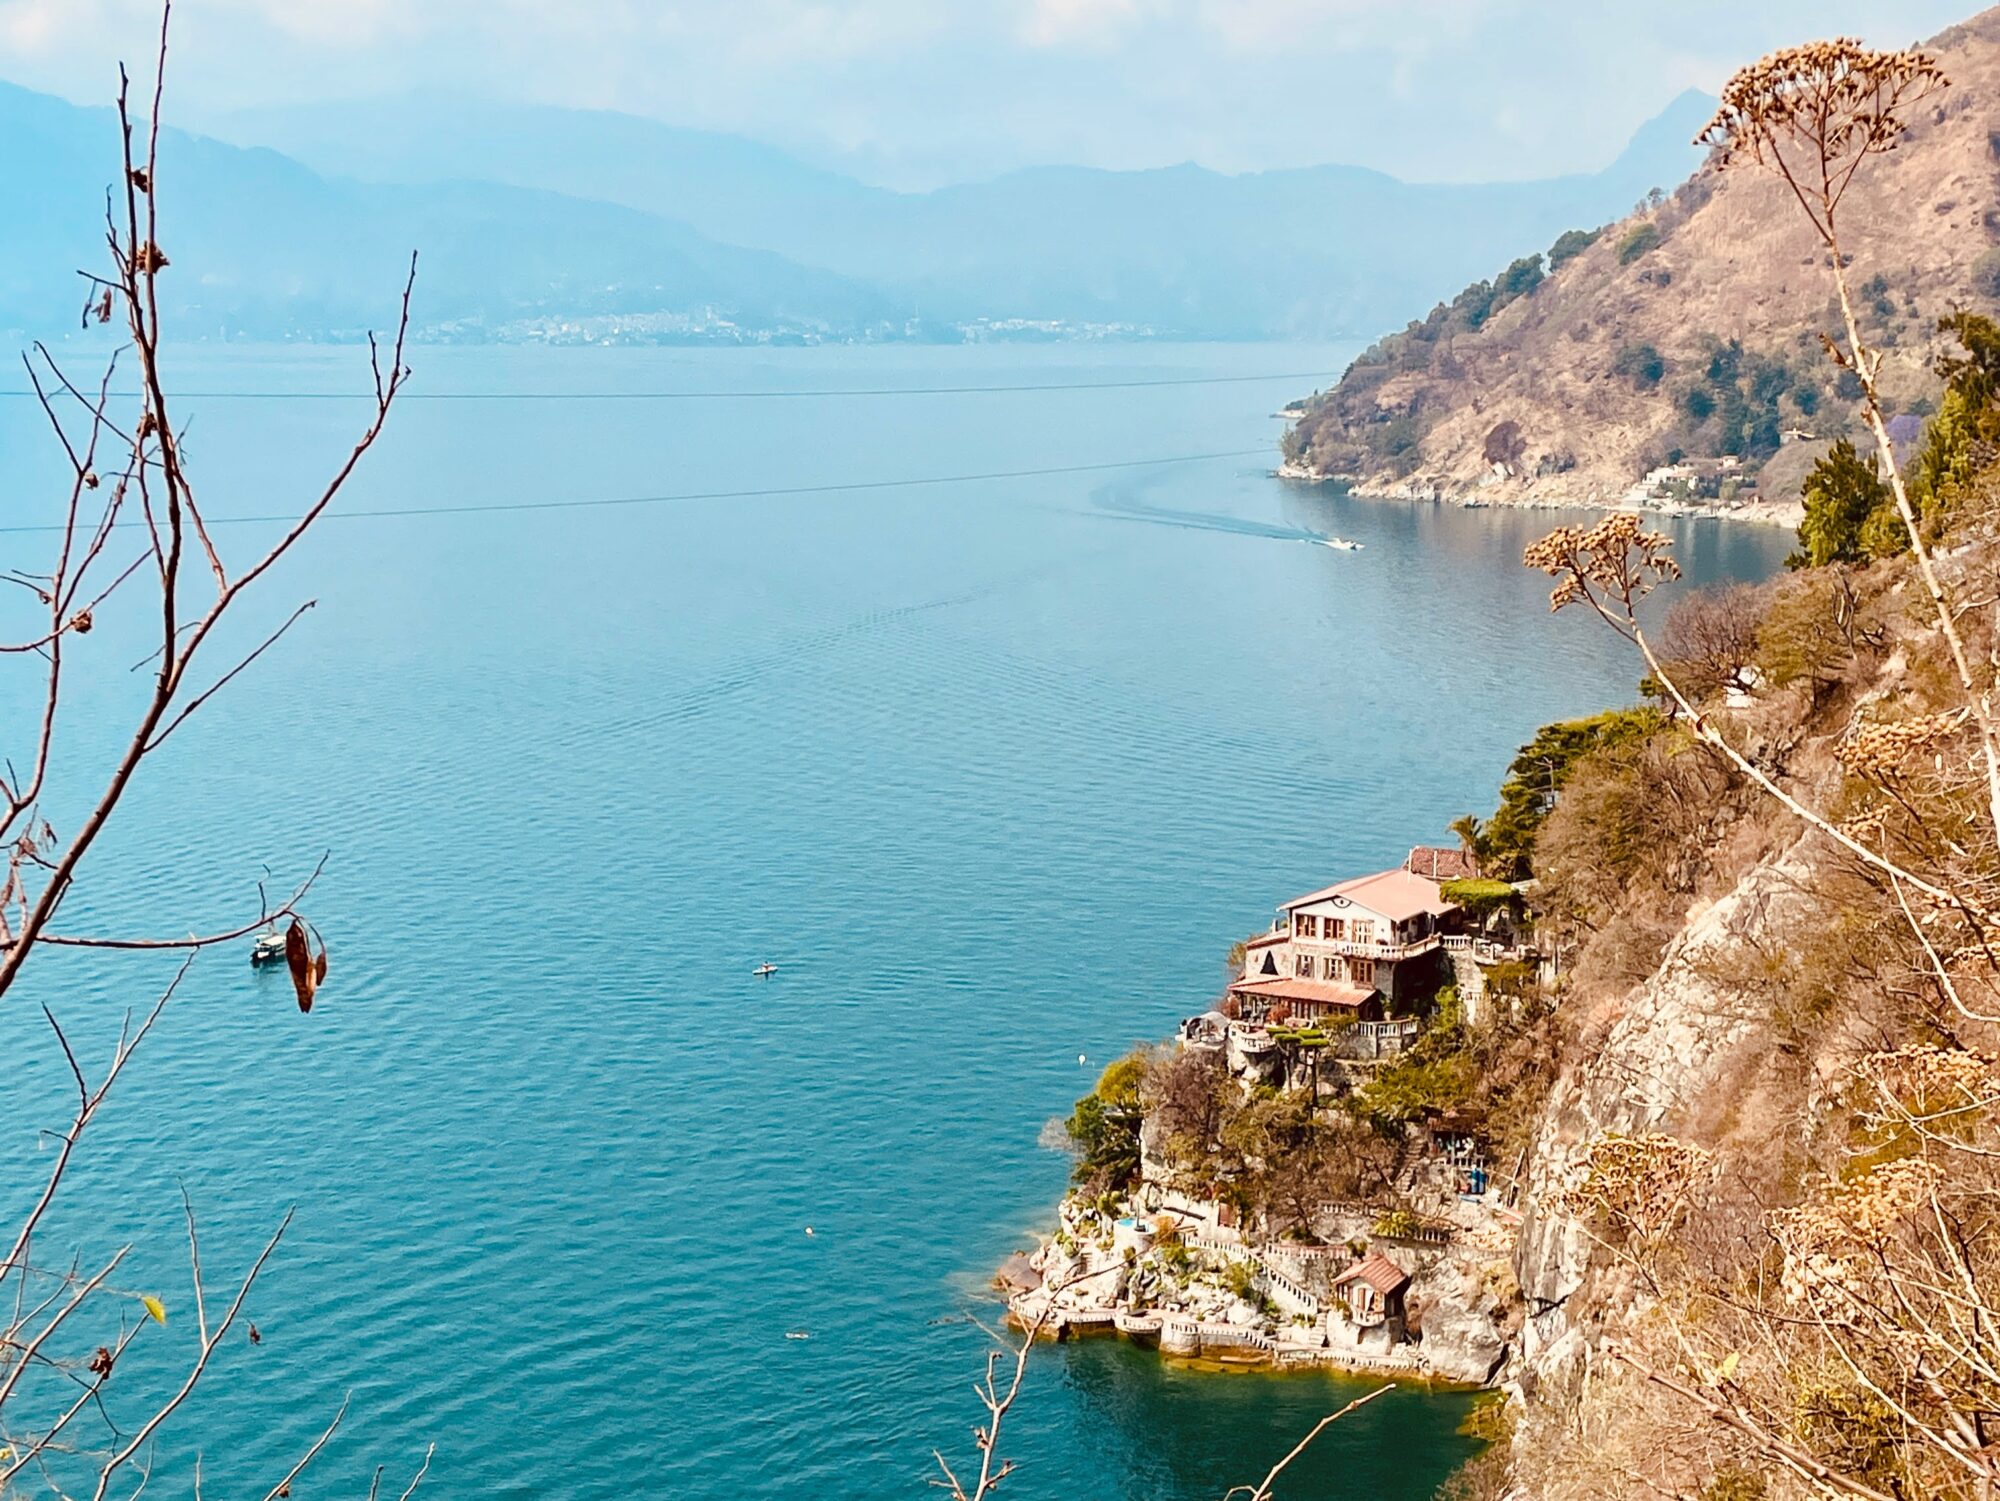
xmin=1453 ymin=279 xmax=1498 ymax=330
xmin=1548 ymin=228 xmax=1599 ymax=269
xmin=1440 ymin=878 xmax=1516 ymax=913
xmin=1617 ymin=221 xmax=1663 ymax=265
xmin=1064 ymin=1051 xmax=1150 ymax=1188
xmin=1372 ymin=1207 xmax=1427 ymax=1237
xmin=1612 ymin=342 xmax=1666 ymax=390
xmin=1476 ymin=709 xmax=1664 ymax=878
xmin=1790 ymin=438 xmax=1890 ymax=569
xmin=1678 ymin=384 xmax=1717 ymax=422
xmin=1495 ymin=254 xmax=1545 ymax=302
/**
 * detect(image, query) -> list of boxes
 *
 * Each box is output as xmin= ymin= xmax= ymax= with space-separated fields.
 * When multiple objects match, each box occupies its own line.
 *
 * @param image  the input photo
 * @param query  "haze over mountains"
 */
xmin=0 ymin=79 xmax=1715 ymax=345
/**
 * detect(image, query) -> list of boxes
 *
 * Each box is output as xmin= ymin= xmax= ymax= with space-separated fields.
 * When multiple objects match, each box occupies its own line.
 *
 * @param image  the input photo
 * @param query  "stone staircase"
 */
xmin=1186 ymin=1234 xmax=1322 ymax=1319
xmin=1450 ymin=949 xmax=1488 ymax=1026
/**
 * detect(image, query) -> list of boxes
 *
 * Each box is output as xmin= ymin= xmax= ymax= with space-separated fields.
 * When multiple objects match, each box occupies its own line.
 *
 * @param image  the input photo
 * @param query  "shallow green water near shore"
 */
xmin=0 ymin=341 xmax=1785 ymax=1497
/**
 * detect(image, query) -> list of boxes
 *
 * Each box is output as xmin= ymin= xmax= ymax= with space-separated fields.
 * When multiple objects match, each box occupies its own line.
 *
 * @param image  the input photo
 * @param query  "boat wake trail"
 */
xmin=1084 ymin=480 xmax=1348 ymax=548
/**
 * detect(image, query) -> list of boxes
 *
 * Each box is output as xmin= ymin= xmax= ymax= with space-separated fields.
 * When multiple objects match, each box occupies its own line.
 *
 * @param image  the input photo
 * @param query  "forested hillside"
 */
xmin=1284 ymin=9 xmax=2000 ymax=513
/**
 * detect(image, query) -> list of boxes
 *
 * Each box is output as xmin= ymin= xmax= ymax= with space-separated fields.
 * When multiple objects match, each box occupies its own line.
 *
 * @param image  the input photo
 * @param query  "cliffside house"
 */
xmin=1331 ymin=1250 xmax=1411 ymax=1342
xmin=1230 ymin=867 xmax=1457 ymax=1024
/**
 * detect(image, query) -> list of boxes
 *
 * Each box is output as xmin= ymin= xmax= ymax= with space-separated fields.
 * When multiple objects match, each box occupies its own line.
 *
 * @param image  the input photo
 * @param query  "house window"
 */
xmin=1296 ymin=913 xmax=1318 ymax=938
xmin=1295 ymin=952 xmax=1313 ymax=977
xmin=1321 ymin=956 xmax=1341 ymax=981
xmin=1352 ymin=959 xmax=1375 ymax=987
xmin=1351 ymin=920 xmax=1374 ymax=945
xmin=1326 ymin=918 xmax=1345 ymax=940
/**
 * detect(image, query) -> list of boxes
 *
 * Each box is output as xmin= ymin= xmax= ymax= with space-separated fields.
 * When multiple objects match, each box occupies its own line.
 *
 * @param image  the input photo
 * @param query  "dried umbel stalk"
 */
xmin=1523 ymin=512 xmax=1682 ymax=617
xmin=1840 ymin=708 xmax=1971 ymax=783
xmin=1770 ymin=1158 xmax=1945 ymax=1313
xmin=1699 ymin=40 xmax=1947 ymax=239
xmin=1555 ymin=1133 xmax=1714 ymax=1250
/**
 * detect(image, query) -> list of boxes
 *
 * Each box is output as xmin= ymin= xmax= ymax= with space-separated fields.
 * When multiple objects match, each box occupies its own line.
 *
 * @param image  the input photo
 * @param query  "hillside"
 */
xmin=1282 ymin=9 xmax=2000 ymax=514
xmin=0 ymin=83 xmax=902 ymax=343
xmin=201 ymin=90 xmax=1713 ymax=342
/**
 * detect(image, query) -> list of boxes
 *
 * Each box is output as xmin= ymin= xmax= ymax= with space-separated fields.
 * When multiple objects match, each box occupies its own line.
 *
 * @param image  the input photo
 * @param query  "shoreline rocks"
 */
xmin=1276 ymin=461 xmax=1804 ymax=529
xmin=1000 ymin=1188 xmax=1514 ymax=1387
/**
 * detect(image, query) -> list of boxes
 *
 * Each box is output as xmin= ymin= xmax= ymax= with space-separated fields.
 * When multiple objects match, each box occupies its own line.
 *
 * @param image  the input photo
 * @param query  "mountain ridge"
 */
xmin=185 ymin=85 xmax=1716 ymax=342
xmin=1283 ymin=10 xmax=2000 ymax=511
xmin=0 ymin=80 xmax=905 ymax=343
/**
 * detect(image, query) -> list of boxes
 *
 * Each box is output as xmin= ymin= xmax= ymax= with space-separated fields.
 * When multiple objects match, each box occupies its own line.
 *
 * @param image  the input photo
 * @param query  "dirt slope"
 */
xmin=1285 ymin=8 xmax=2000 ymax=514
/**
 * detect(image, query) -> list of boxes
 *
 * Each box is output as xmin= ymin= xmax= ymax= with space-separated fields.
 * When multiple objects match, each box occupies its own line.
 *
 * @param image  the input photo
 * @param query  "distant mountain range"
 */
xmin=0 ymin=82 xmax=896 ymax=344
xmin=0 ymin=79 xmax=1716 ymax=344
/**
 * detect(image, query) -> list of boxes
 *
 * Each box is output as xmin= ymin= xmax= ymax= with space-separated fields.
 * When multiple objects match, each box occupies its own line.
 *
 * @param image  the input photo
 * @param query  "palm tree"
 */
xmin=1447 ymin=814 xmax=1485 ymax=871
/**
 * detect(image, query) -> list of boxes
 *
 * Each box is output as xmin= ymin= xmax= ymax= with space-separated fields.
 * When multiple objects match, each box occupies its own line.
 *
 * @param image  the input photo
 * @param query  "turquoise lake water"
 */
xmin=0 ymin=342 xmax=1787 ymax=1499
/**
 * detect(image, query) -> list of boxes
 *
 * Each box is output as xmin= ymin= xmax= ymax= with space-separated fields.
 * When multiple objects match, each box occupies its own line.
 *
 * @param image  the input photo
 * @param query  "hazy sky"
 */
xmin=0 ymin=0 xmax=1977 ymax=186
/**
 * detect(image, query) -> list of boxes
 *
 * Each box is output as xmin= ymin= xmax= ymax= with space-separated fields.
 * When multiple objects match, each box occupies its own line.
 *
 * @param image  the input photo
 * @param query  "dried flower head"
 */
xmin=1524 ymin=513 xmax=1681 ymax=617
xmin=1855 ymin=1045 xmax=2000 ymax=1123
xmin=1840 ymin=708 xmax=1970 ymax=783
xmin=1837 ymin=804 xmax=1889 ymax=843
xmin=1555 ymin=1133 xmax=1713 ymax=1248
xmin=1771 ymin=1158 xmax=1944 ymax=1312
xmin=1700 ymin=40 xmax=1947 ymax=240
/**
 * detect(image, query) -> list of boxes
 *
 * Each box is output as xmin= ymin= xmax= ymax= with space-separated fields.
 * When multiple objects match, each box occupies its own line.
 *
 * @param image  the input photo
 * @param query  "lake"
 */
xmin=0 ymin=341 xmax=1787 ymax=1499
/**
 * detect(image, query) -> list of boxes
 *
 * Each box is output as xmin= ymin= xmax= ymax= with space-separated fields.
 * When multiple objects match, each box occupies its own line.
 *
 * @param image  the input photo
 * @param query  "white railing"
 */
xmin=1357 ymin=1019 xmax=1419 ymax=1039
xmin=1164 ymin=1320 xmax=1275 ymax=1353
xmin=1294 ymin=934 xmax=1441 ymax=961
xmin=1183 ymin=1236 xmax=1321 ymax=1318
xmin=1255 ymin=1266 xmax=1320 ymax=1319
xmin=1443 ymin=933 xmax=1539 ymax=962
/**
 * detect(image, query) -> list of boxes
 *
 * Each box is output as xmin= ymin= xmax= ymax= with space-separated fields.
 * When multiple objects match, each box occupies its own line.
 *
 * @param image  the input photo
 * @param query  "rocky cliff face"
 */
xmin=1284 ymin=8 xmax=2000 ymax=512
xmin=1508 ymin=842 xmax=1815 ymax=1416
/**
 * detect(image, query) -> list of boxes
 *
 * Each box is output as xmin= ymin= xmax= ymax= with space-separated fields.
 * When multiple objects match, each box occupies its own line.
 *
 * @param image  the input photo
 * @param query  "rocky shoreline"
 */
xmin=1275 ymin=460 xmax=1805 ymax=529
xmin=1000 ymin=1178 xmax=1516 ymax=1386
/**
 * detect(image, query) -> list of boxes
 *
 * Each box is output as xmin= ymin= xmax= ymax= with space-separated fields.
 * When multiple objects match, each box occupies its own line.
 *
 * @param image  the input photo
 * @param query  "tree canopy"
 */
xmin=1065 ymin=1050 xmax=1150 ymax=1188
xmin=1548 ymin=227 xmax=1600 ymax=270
xmin=1791 ymin=438 xmax=1888 ymax=568
xmin=1475 ymin=709 xmax=1665 ymax=877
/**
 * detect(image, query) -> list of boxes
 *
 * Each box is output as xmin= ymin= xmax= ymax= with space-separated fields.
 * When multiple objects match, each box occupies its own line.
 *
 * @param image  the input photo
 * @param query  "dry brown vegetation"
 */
xmin=1473 ymin=34 xmax=2000 ymax=1499
xmin=1284 ymin=10 xmax=2000 ymax=508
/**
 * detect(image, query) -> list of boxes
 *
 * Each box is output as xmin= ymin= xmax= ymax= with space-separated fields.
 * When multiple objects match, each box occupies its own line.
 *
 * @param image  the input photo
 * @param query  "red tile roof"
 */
xmin=1404 ymin=846 xmax=1480 ymax=882
xmin=1244 ymin=931 xmax=1287 ymax=949
xmin=1331 ymin=1251 xmax=1411 ymax=1297
xmin=1226 ymin=977 xmax=1378 ymax=1009
xmin=1281 ymin=867 xmax=1459 ymax=923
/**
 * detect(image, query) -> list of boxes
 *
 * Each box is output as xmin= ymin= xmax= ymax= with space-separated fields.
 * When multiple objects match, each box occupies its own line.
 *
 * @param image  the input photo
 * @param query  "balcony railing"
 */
xmin=1443 ymin=935 xmax=1537 ymax=962
xmin=1292 ymin=934 xmax=1440 ymax=961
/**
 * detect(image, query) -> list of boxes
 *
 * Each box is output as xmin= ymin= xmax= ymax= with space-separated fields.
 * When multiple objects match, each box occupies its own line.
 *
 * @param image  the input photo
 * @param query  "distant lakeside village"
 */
xmin=1000 ymin=844 xmax=1543 ymax=1385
